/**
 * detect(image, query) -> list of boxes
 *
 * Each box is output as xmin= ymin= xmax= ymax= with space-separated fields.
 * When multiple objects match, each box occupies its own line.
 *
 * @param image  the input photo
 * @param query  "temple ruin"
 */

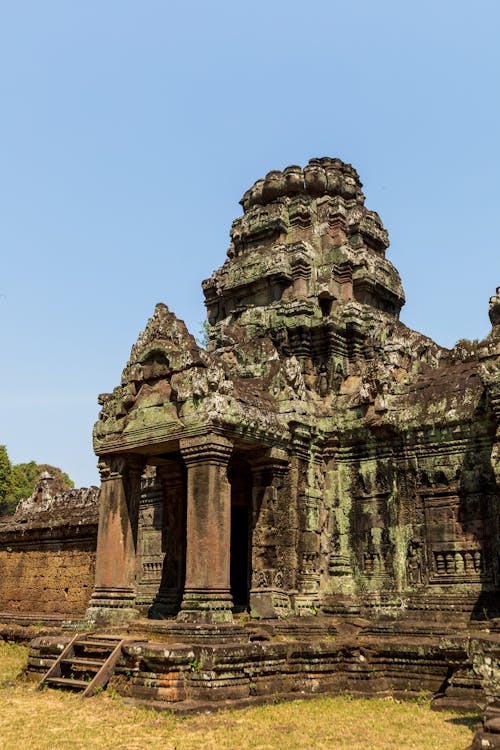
xmin=1 ymin=158 xmax=499 ymax=729
xmin=87 ymin=156 xmax=499 ymax=627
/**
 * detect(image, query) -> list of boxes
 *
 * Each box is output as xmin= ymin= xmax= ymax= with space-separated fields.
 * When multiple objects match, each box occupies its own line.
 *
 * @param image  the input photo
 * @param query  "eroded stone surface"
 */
xmin=0 ymin=473 xmax=99 ymax=617
xmin=5 ymin=156 xmax=496 ymax=722
xmin=25 ymin=622 xmax=484 ymax=714
xmin=88 ymin=157 xmax=499 ymax=629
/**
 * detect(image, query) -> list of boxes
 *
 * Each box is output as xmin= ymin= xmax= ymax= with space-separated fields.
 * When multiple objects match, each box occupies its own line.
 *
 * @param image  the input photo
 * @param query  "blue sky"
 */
xmin=1 ymin=1 xmax=498 ymax=487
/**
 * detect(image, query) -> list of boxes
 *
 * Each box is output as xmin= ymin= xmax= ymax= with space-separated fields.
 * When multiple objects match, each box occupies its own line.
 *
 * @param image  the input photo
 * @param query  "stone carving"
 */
xmin=489 ymin=287 xmax=500 ymax=329
xmin=85 ymin=156 xmax=498 ymax=626
xmin=14 ymin=471 xmax=98 ymax=519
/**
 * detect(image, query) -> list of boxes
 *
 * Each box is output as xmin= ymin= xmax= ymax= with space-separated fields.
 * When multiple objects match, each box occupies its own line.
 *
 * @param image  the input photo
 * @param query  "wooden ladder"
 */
xmin=38 ymin=634 xmax=126 ymax=697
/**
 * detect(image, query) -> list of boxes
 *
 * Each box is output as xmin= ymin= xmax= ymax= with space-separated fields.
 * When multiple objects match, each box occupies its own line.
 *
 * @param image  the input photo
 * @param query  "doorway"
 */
xmin=228 ymin=457 xmax=252 ymax=609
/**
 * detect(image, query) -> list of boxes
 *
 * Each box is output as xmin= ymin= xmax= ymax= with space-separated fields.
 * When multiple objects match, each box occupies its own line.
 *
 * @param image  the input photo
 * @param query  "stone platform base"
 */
xmin=128 ymin=618 xmax=250 ymax=644
xmin=468 ymin=701 xmax=500 ymax=749
xmin=25 ymin=615 xmax=495 ymax=714
xmin=0 ymin=611 xmax=69 ymax=628
xmin=0 ymin=611 xmax=79 ymax=642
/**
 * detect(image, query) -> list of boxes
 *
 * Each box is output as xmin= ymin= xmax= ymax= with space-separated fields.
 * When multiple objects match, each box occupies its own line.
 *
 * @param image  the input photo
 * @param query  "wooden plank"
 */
xmin=81 ymin=639 xmax=126 ymax=698
xmin=86 ymin=634 xmax=123 ymax=641
xmin=61 ymin=657 xmax=104 ymax=670
xmin=37 ymin=632 xmax=81 ymax=690
xmin=75 ymin=639 xmax=116 ymax=650
xmin=46 ymin=677 xmax=90 ymax=689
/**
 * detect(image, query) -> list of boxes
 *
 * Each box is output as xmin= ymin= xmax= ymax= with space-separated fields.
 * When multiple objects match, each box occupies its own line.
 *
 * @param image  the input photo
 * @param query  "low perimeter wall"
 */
xmin=0 ymin=483 xmax=98 ymax=619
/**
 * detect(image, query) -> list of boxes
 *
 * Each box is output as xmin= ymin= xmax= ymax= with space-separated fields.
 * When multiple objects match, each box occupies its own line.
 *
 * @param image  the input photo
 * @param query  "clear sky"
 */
xmin=1 ymin=1 xmax=498 ymax=488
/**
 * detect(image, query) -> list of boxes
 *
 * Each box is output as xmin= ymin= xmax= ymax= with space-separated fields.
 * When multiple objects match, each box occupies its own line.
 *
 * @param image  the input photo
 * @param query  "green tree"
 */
xmin=9 ymin=461 xmax=39 ymax=502
xmin=196 ymin=320 xmax=210 ymax=348
xmin=0 ymin=445 xmax=12 ymax=503
xmin=0 ymin=446 xmax=17 ymax=516
xmin=0 ymin=450 xmax=74 ymax=517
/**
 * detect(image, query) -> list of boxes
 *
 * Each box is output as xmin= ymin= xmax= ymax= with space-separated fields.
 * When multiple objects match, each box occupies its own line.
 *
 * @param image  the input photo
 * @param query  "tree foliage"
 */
xmin=37 ymin=464 xmax=74 ymax=493
xmin=196 ymin=320 xmax=210 ymax=348
xmin=0 ymin=446 xmax=12 ymax=504
xmin=9 ymin=461 xmax=39 ymax=502
xmin=0 ymin=446 xmax=74 ymax=517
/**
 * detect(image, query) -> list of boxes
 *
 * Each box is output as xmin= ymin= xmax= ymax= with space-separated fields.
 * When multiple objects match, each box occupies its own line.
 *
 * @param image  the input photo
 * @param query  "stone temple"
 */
xmin=1 ymin=158 xmax=499 ymax=732
xmin=86 ymin=156 xmax=499 ymax=627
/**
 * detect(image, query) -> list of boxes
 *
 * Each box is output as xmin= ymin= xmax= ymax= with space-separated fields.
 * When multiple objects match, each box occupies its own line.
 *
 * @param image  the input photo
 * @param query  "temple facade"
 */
xmin=86 ymin=157 xmax=500 ymax=626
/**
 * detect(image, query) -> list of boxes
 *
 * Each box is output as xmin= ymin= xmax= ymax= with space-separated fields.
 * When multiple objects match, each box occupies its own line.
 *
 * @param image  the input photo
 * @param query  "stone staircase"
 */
xmin=38 ymin=633 xmax=125 ymax=697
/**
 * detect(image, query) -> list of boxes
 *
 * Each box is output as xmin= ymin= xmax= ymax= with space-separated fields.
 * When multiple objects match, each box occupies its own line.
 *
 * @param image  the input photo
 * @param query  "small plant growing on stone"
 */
xmin=238 ymin=612 xmax=250 ymax=626
xmin=196 ymin=321 xmax=210 ymax=348
xmin=415 ymin=689 xmax=430 ymax=706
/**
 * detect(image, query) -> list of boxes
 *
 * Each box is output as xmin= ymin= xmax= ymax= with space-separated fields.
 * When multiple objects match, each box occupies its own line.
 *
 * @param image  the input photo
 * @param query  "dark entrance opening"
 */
xmin=147 ymin=456 xmax=187 ymax=619
xmin=228 ymin=457 xmax=252 ymax=609
xmin=231 ymin=505 xmax=249 ymax=607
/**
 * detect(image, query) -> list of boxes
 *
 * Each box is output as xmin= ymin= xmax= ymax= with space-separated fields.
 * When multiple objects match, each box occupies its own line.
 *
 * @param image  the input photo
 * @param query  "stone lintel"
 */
xmin=250 ymin=447 xmax=289 ymax=475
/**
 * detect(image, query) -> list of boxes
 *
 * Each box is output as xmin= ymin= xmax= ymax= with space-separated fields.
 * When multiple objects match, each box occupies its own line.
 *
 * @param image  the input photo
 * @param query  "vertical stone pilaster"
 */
xmin=291 ymin=255 xmax=311 ymax=298
xmin=334 ymin=262 xmax=353 ymax=300
xmin=249 ymin=449 xmax=291 ymax=618
xmin=178 ymin=434 xmax=234 ymax=623
xmin=149 ymin=460 xmax=186 ymax=618
xmin=135 ymin=468 xmax=165 ymax=613
xmin=86 ymin=454 xmax=145 ymax=624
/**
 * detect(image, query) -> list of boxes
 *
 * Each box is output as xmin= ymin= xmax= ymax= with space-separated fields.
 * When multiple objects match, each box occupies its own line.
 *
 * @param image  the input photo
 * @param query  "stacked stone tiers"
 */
xmin=28 ymin=618 xmax=490 ymax=714
xmin=240 ymin=158 xmax=365 ymax=210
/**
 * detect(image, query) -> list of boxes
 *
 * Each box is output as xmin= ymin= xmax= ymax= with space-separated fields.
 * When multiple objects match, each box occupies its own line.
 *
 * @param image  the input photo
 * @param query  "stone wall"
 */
xmin=0 ymin=473 xmax=99 ymax=619
xmin=0 ymin=547 xmax=96 ymax=616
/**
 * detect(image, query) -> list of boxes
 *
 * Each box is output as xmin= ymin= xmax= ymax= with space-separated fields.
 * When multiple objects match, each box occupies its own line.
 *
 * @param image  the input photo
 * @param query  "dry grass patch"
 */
xmin=0 ymin=641 xmax=28 ymax=685
xmin=0 ymin=642 xmax=479 ymax=750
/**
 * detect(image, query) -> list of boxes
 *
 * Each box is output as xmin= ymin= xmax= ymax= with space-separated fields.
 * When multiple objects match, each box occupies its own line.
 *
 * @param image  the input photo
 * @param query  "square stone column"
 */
xmin=86 ymin=454 xmax=145 ymax=625
xmin=178 ymin=434 xmax=234 ymax=623
xmin=249 ymin=448 xmax=292 ymax=618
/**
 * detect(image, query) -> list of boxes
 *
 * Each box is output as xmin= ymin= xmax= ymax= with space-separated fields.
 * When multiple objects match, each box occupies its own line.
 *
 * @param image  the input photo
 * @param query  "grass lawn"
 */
xmin=0 ymin=641 xmax=479 ymax=750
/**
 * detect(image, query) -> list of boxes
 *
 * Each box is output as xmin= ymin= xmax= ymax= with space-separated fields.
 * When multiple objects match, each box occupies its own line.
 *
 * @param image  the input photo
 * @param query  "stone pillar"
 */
xmin=249 ymin=448 xmax=291 ymax=618
xmin=178 ymin=434 xmax=233 ymax=623
xmin=86 ymin=454 xmax=144 ymax=624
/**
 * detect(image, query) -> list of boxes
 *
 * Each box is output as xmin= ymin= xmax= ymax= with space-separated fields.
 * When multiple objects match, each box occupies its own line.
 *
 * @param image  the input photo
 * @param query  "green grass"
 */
xmin=0 ymin=642 xmax=479 ymax=750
